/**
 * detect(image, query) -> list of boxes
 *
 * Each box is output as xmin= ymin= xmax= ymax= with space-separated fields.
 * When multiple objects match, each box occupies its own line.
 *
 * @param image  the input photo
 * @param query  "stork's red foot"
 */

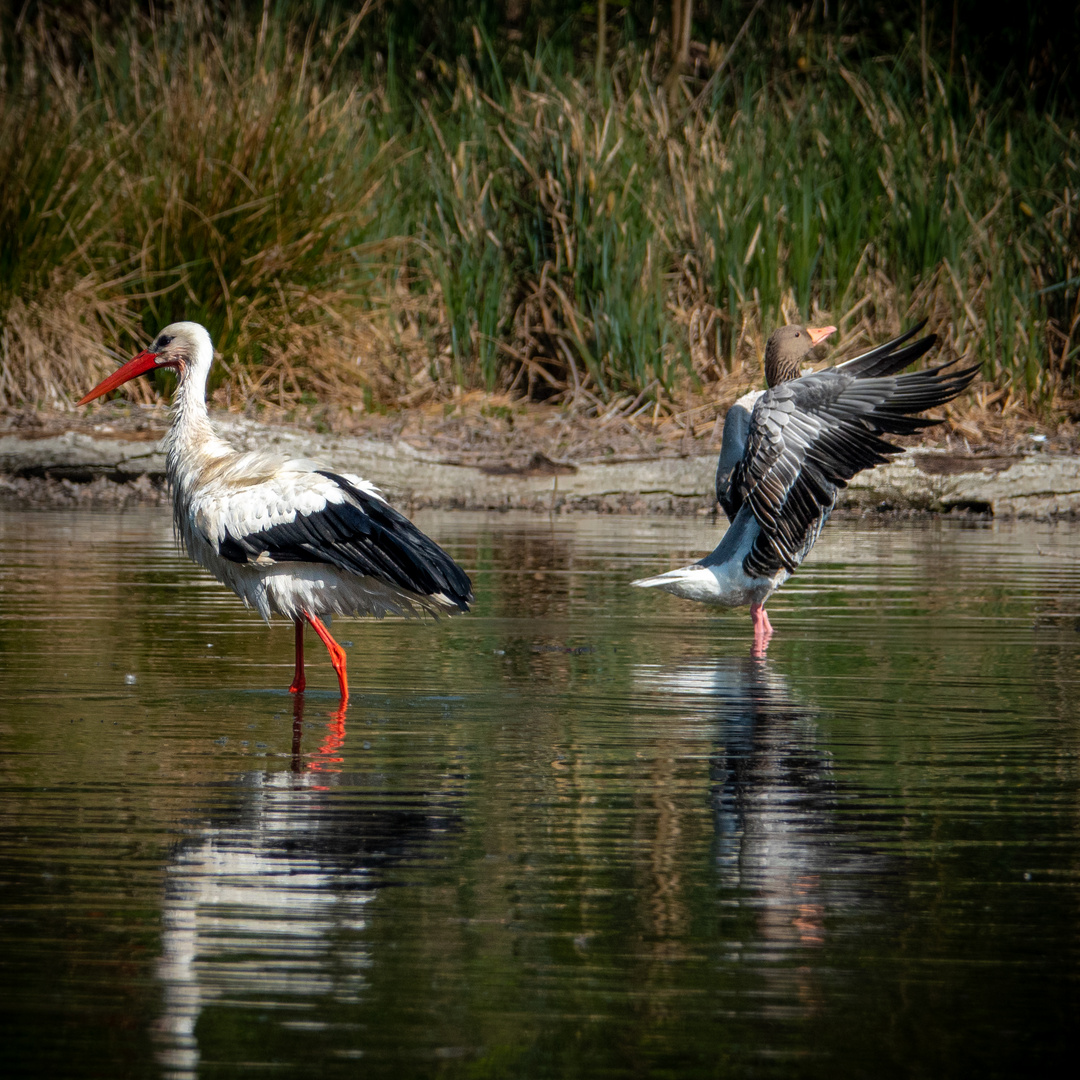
xmin=290 ymin=611 xmax=349 ymax=701
xmin=304 ymin=611 xmax=349 ymax=702
xmin=750 ymin=602 xmax=774 ymax=659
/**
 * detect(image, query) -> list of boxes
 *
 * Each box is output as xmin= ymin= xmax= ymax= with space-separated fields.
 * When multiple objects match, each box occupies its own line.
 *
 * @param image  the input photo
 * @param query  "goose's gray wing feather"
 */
xmin=733 ymin=362 xmax=977 ymax=579
xmin=833 ymin=322 xmax=936 ymax=379
xmin=716 ymin=401 xmax=754 ymax=521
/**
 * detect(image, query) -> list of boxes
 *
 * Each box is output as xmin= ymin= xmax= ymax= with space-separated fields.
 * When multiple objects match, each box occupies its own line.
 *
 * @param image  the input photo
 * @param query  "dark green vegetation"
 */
xmin=1 ymin=2 xmax=1078 ymax=419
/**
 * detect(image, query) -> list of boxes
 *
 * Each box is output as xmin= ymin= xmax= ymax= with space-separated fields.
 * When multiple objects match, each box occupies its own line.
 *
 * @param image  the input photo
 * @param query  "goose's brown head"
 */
xmin=763 ymin=324 xmax=836 ymax=386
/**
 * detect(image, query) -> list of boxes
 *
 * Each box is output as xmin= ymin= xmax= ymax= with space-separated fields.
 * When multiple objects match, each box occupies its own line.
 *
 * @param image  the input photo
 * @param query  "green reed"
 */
xmin=1 ymin=2 xmax=1076 ymax=413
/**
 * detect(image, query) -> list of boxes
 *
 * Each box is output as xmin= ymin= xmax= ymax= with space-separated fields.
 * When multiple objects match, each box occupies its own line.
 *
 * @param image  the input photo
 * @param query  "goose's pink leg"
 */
xmin=750 ymin=602 xmax=774 ymax=658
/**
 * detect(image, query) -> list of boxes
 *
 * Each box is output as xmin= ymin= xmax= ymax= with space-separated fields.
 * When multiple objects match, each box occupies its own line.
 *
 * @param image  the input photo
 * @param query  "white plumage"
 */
xmin=79 ymin=321 xmax=472 ymax=700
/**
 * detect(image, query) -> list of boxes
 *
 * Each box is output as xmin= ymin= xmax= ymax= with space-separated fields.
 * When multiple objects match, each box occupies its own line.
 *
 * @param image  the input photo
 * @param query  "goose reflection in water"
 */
xmin=640 ymin=656 xmax=881 ymax=954
xmin=153 ymin=698 xmax=460 ymax=1080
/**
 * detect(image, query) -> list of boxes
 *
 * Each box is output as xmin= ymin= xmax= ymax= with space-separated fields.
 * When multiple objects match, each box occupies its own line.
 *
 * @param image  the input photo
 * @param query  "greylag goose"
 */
xmin=78 ymin=322 xmax=472 ymax=701
xmin=632 ymin=320 xmax=977 ymax=652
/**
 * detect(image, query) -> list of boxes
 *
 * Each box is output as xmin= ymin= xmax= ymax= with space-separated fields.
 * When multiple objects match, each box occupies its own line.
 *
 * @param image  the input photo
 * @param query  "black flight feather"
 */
xmin=217 ymin=471 xmax=472 ymax=611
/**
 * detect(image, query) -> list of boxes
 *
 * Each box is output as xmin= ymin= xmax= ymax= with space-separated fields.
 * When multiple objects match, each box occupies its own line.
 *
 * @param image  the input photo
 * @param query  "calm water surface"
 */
xmin=1 ymin=507 xmax=1078 ymax=1078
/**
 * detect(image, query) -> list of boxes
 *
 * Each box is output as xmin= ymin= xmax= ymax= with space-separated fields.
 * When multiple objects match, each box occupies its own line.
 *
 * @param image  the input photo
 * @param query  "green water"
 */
xmin=1 ymin=508 xmax=1077 ymax=1078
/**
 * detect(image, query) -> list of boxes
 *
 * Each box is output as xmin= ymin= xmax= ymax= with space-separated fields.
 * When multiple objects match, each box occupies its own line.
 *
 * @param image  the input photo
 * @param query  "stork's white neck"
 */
xmin=163 ymin=325 xmax=232 ymax=480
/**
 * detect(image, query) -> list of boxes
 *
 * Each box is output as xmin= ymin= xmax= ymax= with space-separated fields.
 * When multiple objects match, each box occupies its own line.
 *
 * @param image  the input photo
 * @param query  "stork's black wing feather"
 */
xmin=218 ymin=471 xmax=472 ymax=610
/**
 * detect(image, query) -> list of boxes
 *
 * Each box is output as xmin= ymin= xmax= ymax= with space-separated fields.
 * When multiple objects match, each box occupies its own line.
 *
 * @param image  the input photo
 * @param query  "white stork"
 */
xmin=78 ymin=322 xmax=472 ymax=701
xmin=632 ymin=320 xmax=978 ymax=654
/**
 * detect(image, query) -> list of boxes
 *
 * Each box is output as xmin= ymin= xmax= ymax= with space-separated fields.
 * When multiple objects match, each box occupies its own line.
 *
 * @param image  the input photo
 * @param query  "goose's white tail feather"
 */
xmin=632 ymin=565 xmax=739 ymax=605
xmin=632 ymin=566 xmax=702 ymax=589
xmin=630 ymin=503 xmax=783 ymax=608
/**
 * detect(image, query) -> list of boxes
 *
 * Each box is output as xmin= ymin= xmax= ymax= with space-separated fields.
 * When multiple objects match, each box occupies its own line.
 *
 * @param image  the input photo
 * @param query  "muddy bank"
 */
xmin=2 ymin=409 xmax=1077 ymax=518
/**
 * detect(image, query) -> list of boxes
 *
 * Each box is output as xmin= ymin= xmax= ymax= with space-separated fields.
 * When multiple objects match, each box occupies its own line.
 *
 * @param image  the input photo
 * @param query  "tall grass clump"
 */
xmin=687 ymin=53 xmax=1080 ymax=405
xmin=382 ymin=38 xmax=1078 ymax=414
xmin=397 ymin=54 xmax=679 ymax=404
xmin=1 ymin=2 xmax=391 ymax=410
xmin=0 ymin=30 xmax=141 ymax=407
xmin=1 ymin=1 xmax=1078 ymax=424
xmin=107 ymin=21 xmax=389 ymax=403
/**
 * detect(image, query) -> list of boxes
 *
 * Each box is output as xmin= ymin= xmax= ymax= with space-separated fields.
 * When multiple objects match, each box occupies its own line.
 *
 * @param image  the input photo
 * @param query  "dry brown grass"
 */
xmin=2 ymin=3 xmax=1077 ymax=451
xmin=0 ymin=287 xmax=148 ymax=410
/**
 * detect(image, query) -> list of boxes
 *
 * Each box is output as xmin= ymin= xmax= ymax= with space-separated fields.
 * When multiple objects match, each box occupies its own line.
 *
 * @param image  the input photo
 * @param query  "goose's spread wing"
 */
xmin=189 ymin=464 xmax=472 ymax=610
xmin=832 ymin=319 xmax=935 ymax=378
xmin=716 ymin=326 xmax=935 ymax=525
xmin=732 ymin=361 xmax=977 ymax=579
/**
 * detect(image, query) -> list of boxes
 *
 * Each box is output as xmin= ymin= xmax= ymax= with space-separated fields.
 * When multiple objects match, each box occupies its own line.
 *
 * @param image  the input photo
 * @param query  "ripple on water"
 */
xmin=1 ymin=509 xmax=1078 ymax=1078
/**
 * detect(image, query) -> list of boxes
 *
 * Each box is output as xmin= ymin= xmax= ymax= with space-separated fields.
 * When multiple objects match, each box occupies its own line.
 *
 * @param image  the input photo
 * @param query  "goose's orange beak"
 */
xmin=77 ymin=350 xmax=159 ymax=406
xmin=806 ymin=325 xmax=837 ymax=346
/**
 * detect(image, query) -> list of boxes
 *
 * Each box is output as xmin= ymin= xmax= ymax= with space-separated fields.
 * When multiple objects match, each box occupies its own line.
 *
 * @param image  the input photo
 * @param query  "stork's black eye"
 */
xmin=155 ymin=334 xmax=173 ymax=350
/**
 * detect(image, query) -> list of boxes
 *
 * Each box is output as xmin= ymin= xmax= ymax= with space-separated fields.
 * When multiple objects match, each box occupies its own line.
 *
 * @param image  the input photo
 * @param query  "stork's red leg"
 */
xmin=750 ymin=602 xmax=774 ymax=659
xmin=303 ymin=610 xmax=349 ymax=701
xmin=289 ymin=616 xmax=306 ymax=694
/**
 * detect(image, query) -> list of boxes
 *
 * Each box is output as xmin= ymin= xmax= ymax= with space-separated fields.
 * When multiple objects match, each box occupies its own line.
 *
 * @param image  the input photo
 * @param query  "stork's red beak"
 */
xmin=806 ymin=325 xmax=837 ymax=346
xmin=77 ymin=350 xmax=160 ymax=406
